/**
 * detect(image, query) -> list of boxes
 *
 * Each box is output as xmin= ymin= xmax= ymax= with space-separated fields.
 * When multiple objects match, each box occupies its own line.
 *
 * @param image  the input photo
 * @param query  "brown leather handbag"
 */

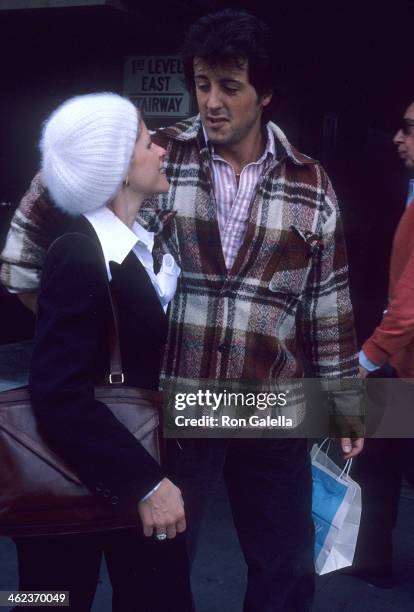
xmin=0 ymin=287 xmax=162 ymax=537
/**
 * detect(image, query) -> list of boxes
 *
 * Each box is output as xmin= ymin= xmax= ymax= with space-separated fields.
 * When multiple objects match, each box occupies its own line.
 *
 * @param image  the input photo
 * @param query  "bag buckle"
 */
xmin=109 ymin=373 xmax=125 ymax=384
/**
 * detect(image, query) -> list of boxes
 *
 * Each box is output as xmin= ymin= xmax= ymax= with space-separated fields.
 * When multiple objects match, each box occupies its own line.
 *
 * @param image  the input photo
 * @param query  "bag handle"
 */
xmin=339 ymin=459 xmax=353 ymax=480
xmin=313 ymin=437 xmax=331 ymax=460
xmin=314 ymin=438 xmax=353 ymax=481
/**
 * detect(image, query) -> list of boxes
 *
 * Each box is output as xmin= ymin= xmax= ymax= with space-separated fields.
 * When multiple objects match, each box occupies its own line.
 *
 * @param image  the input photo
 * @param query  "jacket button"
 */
xmin=95 ymin=483 xmax=104 ymax=492
xmin=103 ymin=489 xmax=111 ymax=499
xmin=110 ymin=496 xmax=120 ymax=505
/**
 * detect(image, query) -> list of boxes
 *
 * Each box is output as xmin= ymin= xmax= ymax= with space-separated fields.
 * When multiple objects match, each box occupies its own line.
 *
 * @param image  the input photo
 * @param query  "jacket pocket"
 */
xmin=268 ymin=225 xmax=320 ymax=297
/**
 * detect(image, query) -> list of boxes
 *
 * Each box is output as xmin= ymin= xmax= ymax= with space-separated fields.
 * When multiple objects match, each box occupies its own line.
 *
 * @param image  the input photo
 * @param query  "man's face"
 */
xmin=193 ymin=57 xmax=271 ymax=150
xmin=393 ymin=102 xmax=414 ymax=169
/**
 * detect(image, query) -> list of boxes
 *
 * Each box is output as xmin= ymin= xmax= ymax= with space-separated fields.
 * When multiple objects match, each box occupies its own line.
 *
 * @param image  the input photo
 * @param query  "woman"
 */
xmin=15 ymin=93 xmax=191 ymax=611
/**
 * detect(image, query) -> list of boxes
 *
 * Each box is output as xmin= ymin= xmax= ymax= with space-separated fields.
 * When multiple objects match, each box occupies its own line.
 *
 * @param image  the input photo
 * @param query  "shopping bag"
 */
xmin=311 ymin=440 xmax=362 ymax=575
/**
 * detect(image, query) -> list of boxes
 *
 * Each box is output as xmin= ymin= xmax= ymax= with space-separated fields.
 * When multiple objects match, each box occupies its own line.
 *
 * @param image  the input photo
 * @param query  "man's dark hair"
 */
xmin=181 ymin=9 xmax=274 ymax=100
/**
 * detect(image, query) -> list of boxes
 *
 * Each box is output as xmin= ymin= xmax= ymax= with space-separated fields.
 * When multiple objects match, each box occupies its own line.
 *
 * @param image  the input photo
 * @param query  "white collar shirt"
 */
xmin=84 ymin=206 xmax=180 ymax=312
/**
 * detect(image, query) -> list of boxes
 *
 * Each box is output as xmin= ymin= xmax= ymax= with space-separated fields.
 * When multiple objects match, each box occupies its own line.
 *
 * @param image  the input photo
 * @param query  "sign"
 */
xmin=124 ymin=56 xmax=190 ymax=118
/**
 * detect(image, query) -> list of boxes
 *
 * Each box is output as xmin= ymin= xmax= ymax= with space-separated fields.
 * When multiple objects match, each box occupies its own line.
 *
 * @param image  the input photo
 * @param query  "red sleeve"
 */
xmin=362 ymin=247 xmax=414 ymax=364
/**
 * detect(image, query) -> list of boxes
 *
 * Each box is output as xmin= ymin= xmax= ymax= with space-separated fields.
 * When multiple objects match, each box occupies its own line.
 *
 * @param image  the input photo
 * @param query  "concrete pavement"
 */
xmin=1 ymin=341 xmax=414 ymax=610
xmin=1 ymin=478 xmax=414 ymax=611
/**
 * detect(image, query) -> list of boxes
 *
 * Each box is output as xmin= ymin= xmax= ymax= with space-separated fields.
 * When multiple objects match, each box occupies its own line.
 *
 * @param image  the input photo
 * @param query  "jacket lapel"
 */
xmin=109 ymin=252 xmax=165 ymax=319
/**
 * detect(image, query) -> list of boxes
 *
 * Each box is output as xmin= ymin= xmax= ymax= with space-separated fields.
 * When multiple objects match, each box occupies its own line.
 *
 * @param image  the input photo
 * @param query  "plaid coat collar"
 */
xmin=155 ymin=114 xmax=317 ymax=168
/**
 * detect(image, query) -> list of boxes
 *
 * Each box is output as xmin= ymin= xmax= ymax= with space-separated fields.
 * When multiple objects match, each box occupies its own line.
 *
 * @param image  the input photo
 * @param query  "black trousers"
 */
xmin=13 ymin=529 xmax=192 ymax=612
xmin=352 ymin=437 xmax=414 ymax=575
xmin=167 ymin=437 xmax=315 ymax=612
xmin=352 ymin=372 xmax=414 ymax=575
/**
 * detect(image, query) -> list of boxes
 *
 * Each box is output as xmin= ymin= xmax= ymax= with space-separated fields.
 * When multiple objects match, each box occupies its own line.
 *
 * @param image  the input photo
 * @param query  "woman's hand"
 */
xmin=138 ymin=477 xmax=186 ymax=539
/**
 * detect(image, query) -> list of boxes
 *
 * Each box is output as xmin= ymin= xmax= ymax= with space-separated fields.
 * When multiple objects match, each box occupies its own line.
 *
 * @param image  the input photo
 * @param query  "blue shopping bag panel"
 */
xmin=312 ymin=464 xmax=348 ymax=559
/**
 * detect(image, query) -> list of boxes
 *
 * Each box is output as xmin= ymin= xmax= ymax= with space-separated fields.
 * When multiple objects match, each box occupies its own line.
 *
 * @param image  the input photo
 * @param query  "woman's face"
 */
xmin=128 ymin=120 xmax=169 ymax=195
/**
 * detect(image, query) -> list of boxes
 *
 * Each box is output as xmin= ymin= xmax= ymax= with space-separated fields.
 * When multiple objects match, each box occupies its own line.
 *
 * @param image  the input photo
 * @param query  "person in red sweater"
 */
xmin=359 ymin=100 xmax=414 ymax=378
xmin=350 ymin=101 xmax=414 ymax=588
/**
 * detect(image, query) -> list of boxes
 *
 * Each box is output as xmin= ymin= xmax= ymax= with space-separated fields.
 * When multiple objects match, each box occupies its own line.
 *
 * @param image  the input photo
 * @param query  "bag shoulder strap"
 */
xmin=47 ymin=232 xmax=124 ymax=385
xmin=106 ymin=286 xmax=124 ymax=384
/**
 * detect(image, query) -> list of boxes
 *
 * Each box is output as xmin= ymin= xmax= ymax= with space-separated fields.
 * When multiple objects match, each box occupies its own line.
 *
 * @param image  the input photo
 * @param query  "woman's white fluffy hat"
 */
xmin=40 ymin=92 xmax=139 ymax=216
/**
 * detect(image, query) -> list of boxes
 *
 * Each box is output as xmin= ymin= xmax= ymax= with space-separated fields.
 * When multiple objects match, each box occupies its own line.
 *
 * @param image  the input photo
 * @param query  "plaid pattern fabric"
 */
xmin=0 ymin=115 xmax=358 ymax=389
xmin=0 ymin=174 xmax=70 ymax=293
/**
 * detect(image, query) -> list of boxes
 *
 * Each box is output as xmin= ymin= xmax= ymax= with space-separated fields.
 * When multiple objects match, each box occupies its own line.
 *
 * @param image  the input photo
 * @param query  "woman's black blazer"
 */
xmin=29 ymin=215 xmax=167 ymax=506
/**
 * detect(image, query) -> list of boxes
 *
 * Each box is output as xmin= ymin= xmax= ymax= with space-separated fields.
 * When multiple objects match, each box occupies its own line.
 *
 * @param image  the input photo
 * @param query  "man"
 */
xmin=360 ymin=101 xmax=414 ymax=376
xmin=1 ymin=10 xmax=363 ymax=611
xmin=354 ymin=101 xmax=414 ymax=587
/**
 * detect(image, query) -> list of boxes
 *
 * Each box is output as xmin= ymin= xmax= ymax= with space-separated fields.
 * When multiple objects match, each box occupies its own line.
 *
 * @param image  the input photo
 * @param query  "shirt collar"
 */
xmin=131 ymin=219 xmax=154 ymax=251
xmin=83 ymin=206 xmax=154 ymax=278
xmin=202 ymin=123 xmax=276 ymax=165
xmin=155 ymin=114 xmax=317 ymax=166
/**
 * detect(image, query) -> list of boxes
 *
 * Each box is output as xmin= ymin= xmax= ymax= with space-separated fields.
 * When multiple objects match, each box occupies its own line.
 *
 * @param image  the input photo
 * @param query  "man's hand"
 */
xmin=358 ymin=365 xmax=369 ymax=379
xmin=138 ymin=477 xmax=186 ymax=539
xmin=340 ymin=437 xmax=364 ymax=459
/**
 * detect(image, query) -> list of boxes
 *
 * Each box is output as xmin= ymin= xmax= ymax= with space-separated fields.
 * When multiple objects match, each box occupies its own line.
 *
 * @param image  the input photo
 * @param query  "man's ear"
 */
xmin=260 ymin=91 xmax=273 ymax=108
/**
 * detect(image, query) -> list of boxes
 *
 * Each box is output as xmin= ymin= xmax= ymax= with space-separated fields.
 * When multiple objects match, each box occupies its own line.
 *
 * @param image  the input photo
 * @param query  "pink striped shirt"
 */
xmin=205 ymin=124 xmax=276 ymax=270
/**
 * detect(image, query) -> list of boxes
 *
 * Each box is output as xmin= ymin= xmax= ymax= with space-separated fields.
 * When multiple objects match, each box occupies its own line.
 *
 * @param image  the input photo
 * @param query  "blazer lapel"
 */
xmin=109 ymin=253 xmax=165 ymax=318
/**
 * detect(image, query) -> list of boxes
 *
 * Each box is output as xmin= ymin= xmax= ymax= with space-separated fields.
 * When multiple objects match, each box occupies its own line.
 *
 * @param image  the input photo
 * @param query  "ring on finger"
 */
xmin=155 ymin=532 xmax=167 ymax=541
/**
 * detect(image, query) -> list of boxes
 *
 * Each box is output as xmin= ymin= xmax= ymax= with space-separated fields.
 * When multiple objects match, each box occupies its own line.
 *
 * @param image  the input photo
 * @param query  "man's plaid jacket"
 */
xmin=1 ymin=116 xmax=359 ymax=398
